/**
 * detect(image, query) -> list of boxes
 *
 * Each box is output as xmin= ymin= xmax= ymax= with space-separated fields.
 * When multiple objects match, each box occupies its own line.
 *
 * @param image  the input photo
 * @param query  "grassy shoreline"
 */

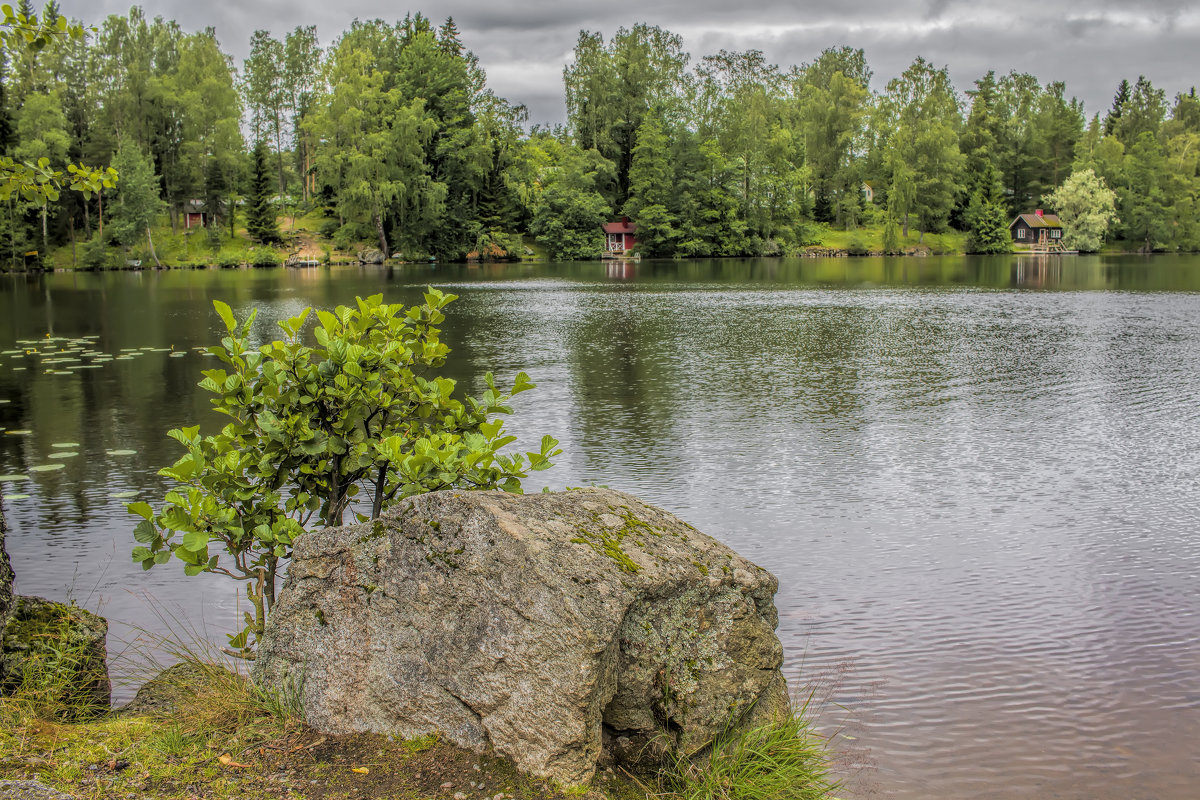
xmin=0 ymin=654 xmax=841 ymax=800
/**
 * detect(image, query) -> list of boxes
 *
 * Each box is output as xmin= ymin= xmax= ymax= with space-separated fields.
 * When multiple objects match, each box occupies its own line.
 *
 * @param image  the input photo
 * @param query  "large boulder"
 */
xmin=0 ymin=503 xmax=13 ymax=627
xmin=0 ymin=596 xmax=110 ymax=717
xmin=254 ymin=488 xmax=788 ymax=785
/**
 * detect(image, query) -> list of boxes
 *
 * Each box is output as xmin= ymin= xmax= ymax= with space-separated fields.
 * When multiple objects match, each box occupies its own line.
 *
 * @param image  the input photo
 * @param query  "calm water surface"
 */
xmin=2 ymin=255 xmax=1199 ymax=799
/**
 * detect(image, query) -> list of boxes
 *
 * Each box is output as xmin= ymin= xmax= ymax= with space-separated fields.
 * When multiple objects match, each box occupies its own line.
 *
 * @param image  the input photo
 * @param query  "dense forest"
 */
xmin=5 ymin=1 xmax=1200 ymax=267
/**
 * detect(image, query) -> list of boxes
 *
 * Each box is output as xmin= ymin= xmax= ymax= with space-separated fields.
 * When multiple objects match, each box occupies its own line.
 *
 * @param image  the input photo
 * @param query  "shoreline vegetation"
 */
xmin=0 ymin=216 xmax=1179 ymax=275
xmin=0 ymin=632 xmax=841 ymax=800
xmin=5 ymin=8 xmax=1199 ymax=273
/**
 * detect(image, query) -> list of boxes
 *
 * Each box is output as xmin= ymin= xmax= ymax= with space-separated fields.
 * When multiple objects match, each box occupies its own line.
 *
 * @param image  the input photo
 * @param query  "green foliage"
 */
xmin=662 ymin=703 xmax=839 ymax=800
xmin=247 ymin=246 xmax=281 ymax=267
xmin=963 ymin=194 xmax=1011 ymax=254
xmin=0 ymin=6 xmax=114 ymax=206
xmin=131 ymin=290 xmax=559 ymax=656
xmin=246 ymin=140 xmax=279 ymax=244
xmin=1045 ymin=168 xmax=1118 ymax=252
xmin=529 ymin=140 xmax=613 ymax=260
xmin=0 ymin=600 xmax=108 ymax=721
xmin=623 ymin=115 xmax=677 ymax=256
xmin=108 ymin=139 xmax=164 ymax=258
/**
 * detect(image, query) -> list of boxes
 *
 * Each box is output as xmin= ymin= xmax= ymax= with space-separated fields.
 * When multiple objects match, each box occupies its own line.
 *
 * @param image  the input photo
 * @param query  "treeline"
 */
xmin=5 ymin=3 xmax=1200 ymax=266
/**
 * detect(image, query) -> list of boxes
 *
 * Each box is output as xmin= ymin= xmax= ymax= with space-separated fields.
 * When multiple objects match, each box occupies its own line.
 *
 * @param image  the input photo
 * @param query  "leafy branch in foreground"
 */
xmin=0 ymin=4 xmax=116 ymax=204
xmin=130 ymin=290 xmax=560 ymax=658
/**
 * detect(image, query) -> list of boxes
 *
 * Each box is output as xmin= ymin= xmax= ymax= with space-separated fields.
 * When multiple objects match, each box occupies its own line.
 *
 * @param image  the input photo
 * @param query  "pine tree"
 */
xmin=246 ymin=139 xmax=279 ymax=244
xmin=1104 ymin=79 xmax=1130 ymax=136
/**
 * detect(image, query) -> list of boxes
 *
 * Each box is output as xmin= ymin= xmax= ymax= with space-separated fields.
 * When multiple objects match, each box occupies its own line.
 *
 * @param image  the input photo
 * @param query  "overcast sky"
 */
xmin=58 ymin=1 xmax=1200 ymax=125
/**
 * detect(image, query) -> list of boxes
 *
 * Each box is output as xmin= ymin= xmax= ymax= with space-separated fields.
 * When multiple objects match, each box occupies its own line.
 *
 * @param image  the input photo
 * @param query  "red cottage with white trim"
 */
xmin=602 ymin=219 xmax=637 ymax=254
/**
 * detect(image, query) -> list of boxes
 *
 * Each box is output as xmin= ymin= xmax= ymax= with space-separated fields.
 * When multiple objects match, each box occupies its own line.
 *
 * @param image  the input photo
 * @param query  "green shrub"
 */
xmin=846 ymin=237 xmax=870 ymax=256
xmin=248 ymin=247 xmax=282 ymax=267
xmin=317 ymin=217 xmax=340 ymax=240
xmin=79 ymin=236 xmax=114 ymax=270
xmin=215 ymin=250 xmax=241 ymax=268
xmin=130 ymin=291 xmax=560 ymax=657
xmin=332 ymin=222 xmax=371 ymax=251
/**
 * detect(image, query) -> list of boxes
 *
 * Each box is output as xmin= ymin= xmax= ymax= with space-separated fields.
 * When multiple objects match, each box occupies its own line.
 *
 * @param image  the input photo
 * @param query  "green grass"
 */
xmin=662 ymin=702 xmax=840 ymax=800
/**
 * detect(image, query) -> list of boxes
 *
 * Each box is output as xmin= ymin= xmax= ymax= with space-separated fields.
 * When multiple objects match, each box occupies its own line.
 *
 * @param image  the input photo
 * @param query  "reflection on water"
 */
xmin=3 ymin=256 xmax=1200 ymax=799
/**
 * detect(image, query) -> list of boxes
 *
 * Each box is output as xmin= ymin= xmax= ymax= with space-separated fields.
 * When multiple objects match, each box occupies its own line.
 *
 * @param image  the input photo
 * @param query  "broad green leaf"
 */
xmin=133 ymin=520 xmax=157 ymax=544
xmin=213 ymin=300 xmax=235 ymax=332
xmin=128 ymin=502 xmax=154 ymax=521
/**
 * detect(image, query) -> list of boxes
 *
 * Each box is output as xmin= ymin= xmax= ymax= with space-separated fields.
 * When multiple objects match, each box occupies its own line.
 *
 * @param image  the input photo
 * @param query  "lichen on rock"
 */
xmin=0 ymin=596 xmax=111 ymax=718
xmin=254 ymin=488 xmax=788 ymax=785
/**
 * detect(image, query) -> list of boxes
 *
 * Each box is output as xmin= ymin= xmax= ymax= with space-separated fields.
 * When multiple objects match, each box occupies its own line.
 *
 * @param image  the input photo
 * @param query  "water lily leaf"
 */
xmin=110 ymin=491 xmax=139 ymax=499
xmin=29 ymin=463 xmax=65 ymax=472
xmin=48 ymin=452 xmax=79 ymax=459
xmin=5 ymin=430 xmax=31 ymax=435
xmin=51 ymin=442 xmax=79 ymax=448
xmin=106 ymin=449 xmax=137 ymax=456
xmin=0 ymin=474 xmax=30 ymax=482
xmin=1 ymin=493 xmax=31 ymax=500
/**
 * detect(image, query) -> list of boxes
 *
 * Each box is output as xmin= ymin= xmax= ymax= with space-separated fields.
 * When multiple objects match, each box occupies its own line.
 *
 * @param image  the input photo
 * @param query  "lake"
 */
xmin=2 ymin=254 xmax=1199 ymax=798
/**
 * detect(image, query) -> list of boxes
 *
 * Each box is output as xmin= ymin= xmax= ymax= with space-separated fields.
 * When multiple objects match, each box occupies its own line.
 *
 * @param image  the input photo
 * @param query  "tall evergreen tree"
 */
xmin=1104 ymin=79 xmax=1131 ymax=136
xmin=246 ymin=139 xmax=279 ymax=243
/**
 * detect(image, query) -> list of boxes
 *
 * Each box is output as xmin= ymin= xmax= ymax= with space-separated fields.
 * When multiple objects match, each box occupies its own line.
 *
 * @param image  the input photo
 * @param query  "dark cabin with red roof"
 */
xmin=602 ymin=218 xmax=637 ymax=254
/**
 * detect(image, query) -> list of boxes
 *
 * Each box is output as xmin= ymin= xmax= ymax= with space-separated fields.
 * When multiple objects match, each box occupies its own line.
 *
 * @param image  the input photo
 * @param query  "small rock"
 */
xmin=0 ymin=780 xmax=75 ymax=800
xmin=440 ymin=782 xmax=453 ymax=789
xmin=453 ymin=793 xmax=466 ymax=800
xmin=0 ymin=596 xmax=110 ymax=717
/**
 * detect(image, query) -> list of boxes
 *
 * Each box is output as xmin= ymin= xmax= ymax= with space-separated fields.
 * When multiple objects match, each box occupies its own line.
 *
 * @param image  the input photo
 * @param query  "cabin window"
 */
xmin=1051 ymin=229 xmax=1061 ymax=238
xmin=1017 ymin=228 xmax=1025 ymax=239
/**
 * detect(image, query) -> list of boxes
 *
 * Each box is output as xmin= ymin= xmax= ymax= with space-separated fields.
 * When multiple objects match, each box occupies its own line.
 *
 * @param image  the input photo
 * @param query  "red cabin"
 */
xmin=602 ymin=219 xmax=637 ymax=254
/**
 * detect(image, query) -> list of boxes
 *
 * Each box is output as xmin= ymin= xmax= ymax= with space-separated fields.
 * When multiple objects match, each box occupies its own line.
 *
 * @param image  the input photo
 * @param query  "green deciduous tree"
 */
xmin=876 ymin=57 xmax=964 ymax=240
xmin=108 ymin=137 xmax=163 ymax=265
xmin=131 ymin=291 xmax=560 ymax=657
xmin=529 ymin=140 xmax=614 ymax=260
xmin=622 ymin=115 xmax=676 ymax=255
xmin=1045 ymin=168 xmax=1117 ymax=252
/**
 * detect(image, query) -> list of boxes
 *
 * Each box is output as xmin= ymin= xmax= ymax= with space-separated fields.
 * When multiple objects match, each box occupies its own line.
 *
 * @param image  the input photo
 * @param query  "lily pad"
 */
xmin=48 ymin=452 xmax=78 ymax=459
xmin=0 ymin=474 xmax=30 ymax=482
xmin=106 ymin=449 xmax=137 ymax=456
xmin=51 ymin=442 xmax=79 ymax=448
xmin=29 ymin=463 xmax=65 ymax=472
xmin=5 ymin=430 xmax=31 ymax=435
xmin=0 ymin=399 xmax=9 ymax=404
xmin=169 ymin=352 xmax=186 ymax=358
xmin=109 ymin=491 xmax=139 ymax=499
xmin=1 ymin=493 xmax=31 ymax=500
